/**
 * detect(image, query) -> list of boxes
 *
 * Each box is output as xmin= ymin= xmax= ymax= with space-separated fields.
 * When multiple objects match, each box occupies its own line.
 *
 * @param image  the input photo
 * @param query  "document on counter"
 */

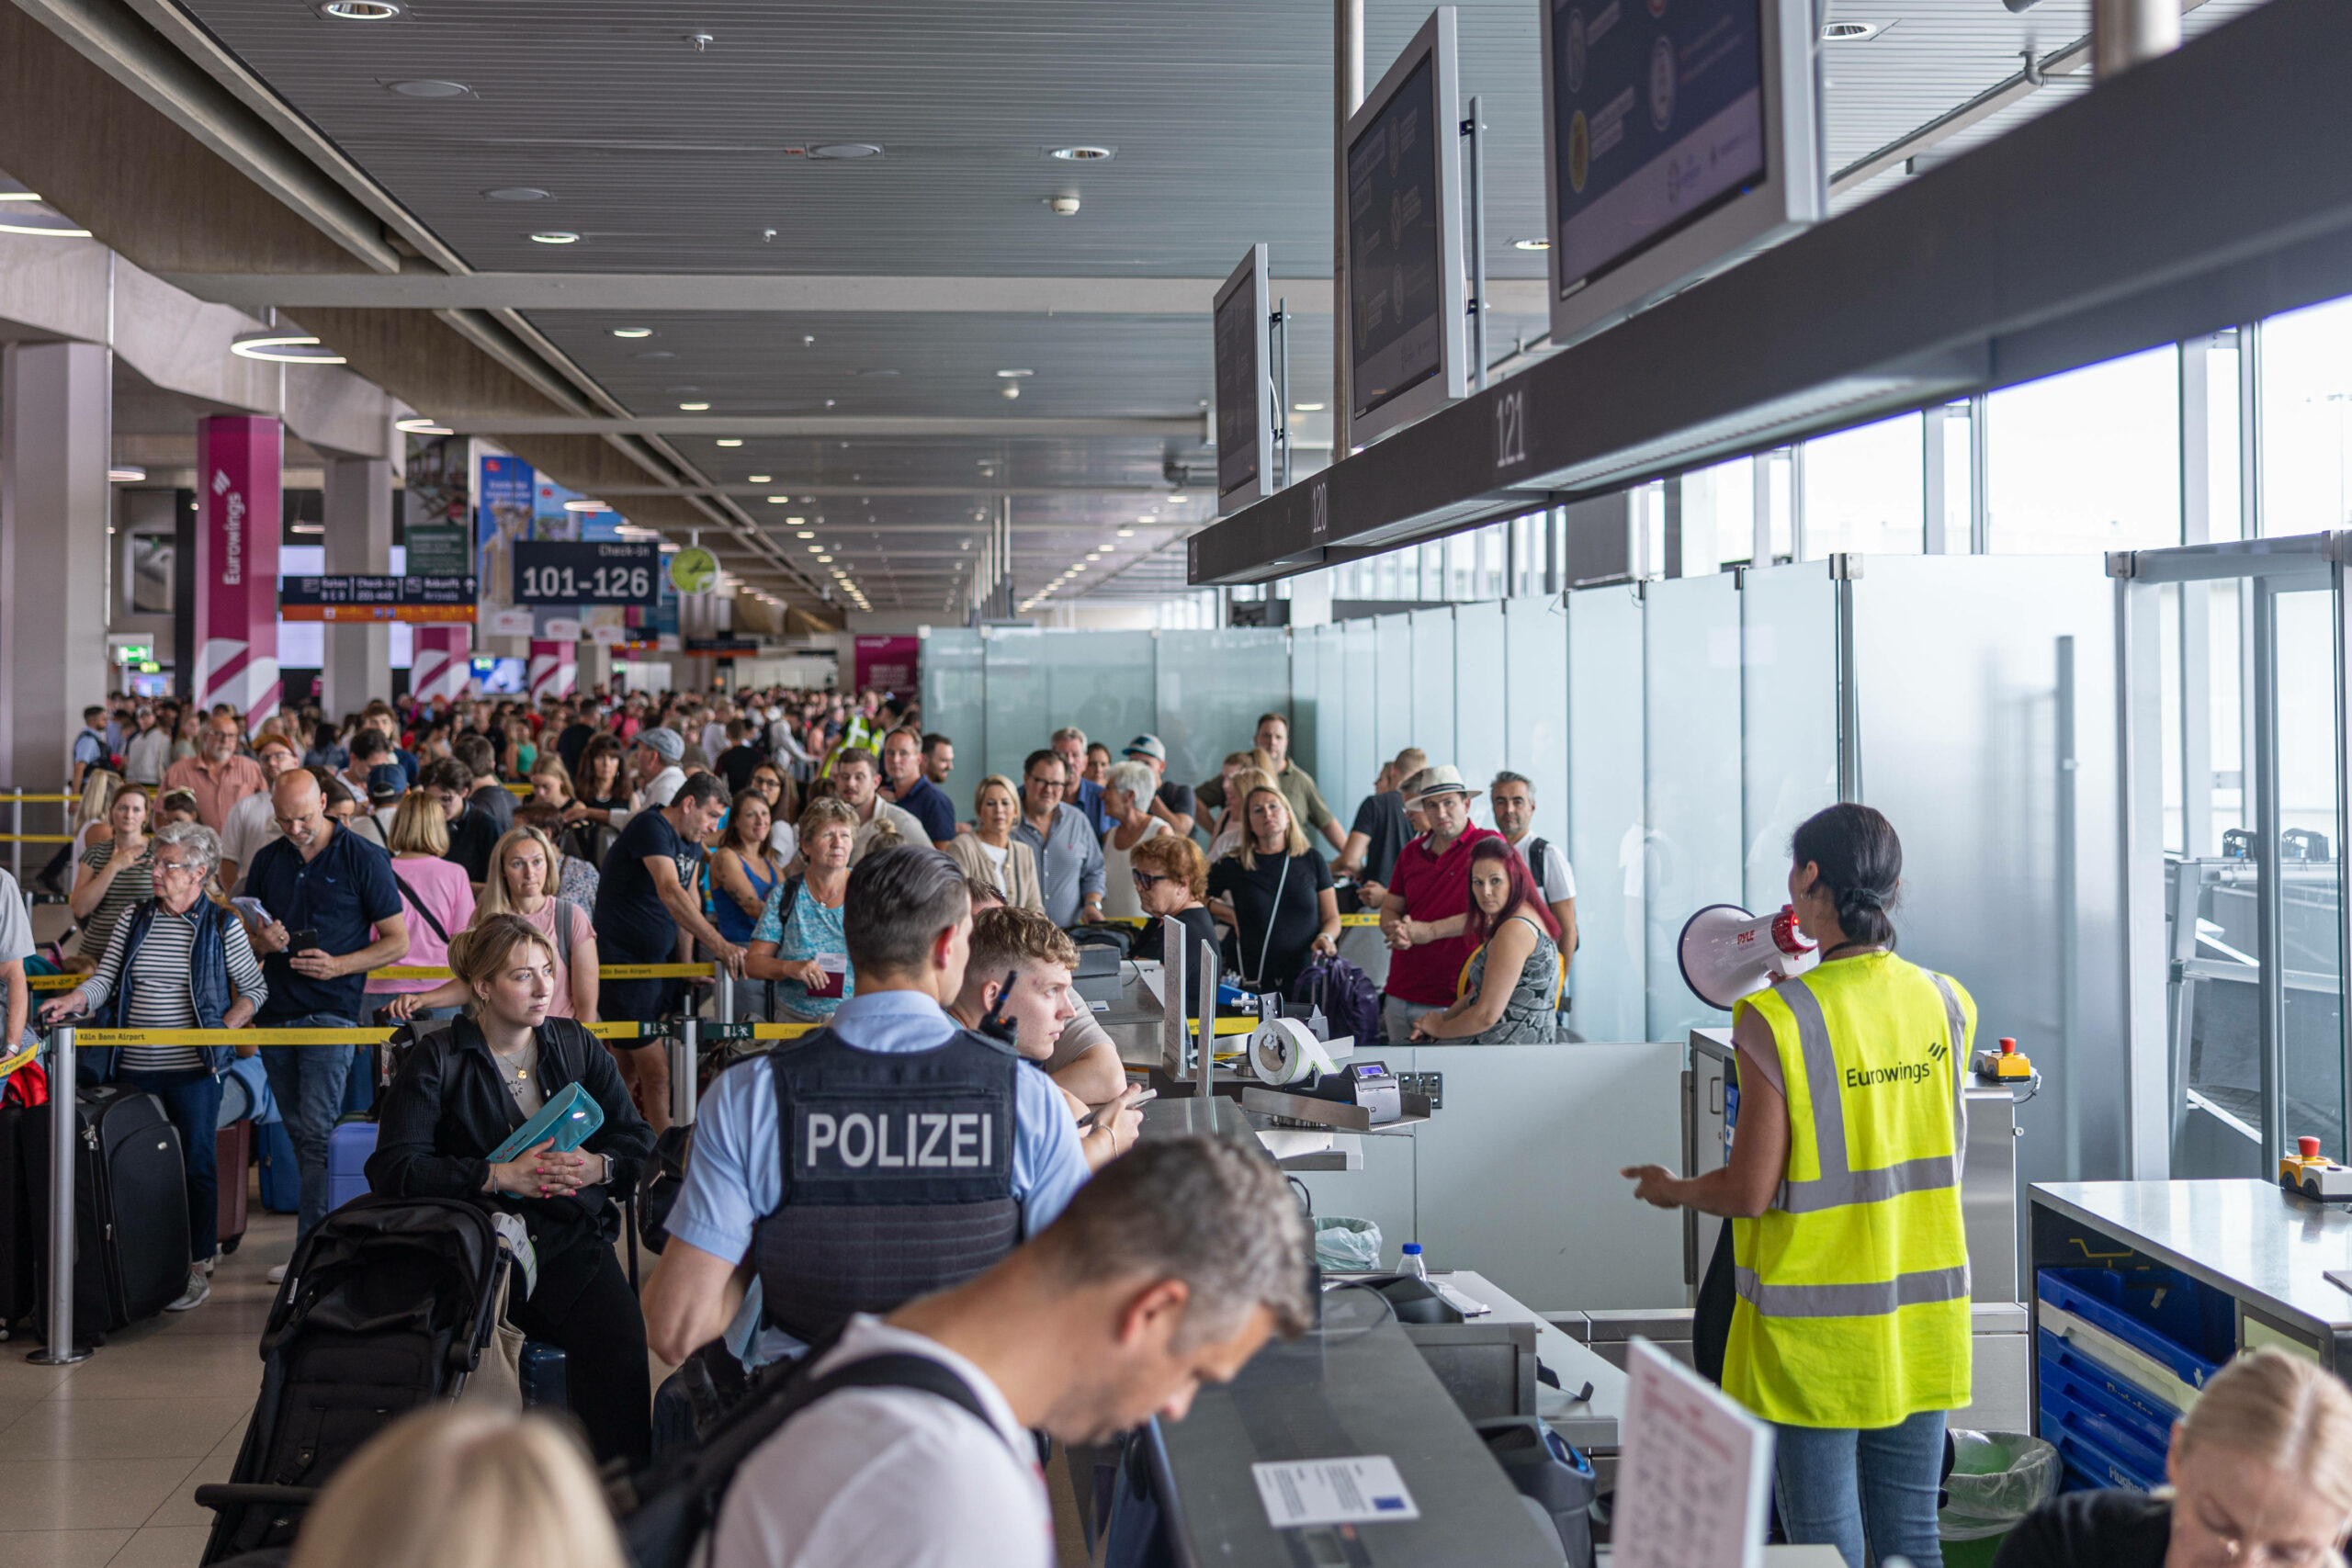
xmin=1251 ymin=1455 xmax=1421 ymax=1529
xmin=1611 ymin=1337 xmax=1773 ymax=1568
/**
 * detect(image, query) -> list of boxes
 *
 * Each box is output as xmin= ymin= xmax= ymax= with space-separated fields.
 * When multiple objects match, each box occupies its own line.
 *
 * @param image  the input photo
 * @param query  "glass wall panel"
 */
xmin=1802 ymin=412 xmax=1925 ymax=558
xmin=1289 ymin=626 xmax=1328 ymax=801
xmin=1374 ymin=613 xmax=1413 ymax=767
xmin=2273 ymin=588 xmax=2345 ymax=1159
xmin=1453 ymin=602 xmax=1507 ymax=829
xmin=1739 ymin=562 xmax=1839 ymax=912
xmin=1985 ymin=345 xmax=2182 ymax=554
xmin=919 ymin=628 xmax=986 ymax=782
xmin=1644 ymin=573 xmax=1747 ymax=1043
xmin=1410 ymin=608 xmax=1456 ymax=768
xmin=1503 ymin=594 xmax=1570 ymax=859
xmin=1682 ymin=457 xmax=1757 ymax=572
xmin=1155 ymin=629 xmax=1289 ymax=794
xmin=1569 ymin=585 xmax=1646 ymax=1040
xmin=2258 ymin=298 xmax=2352 ymax=536
xmin=981 ymin=628 xmax=1155 ymax=784
xmin=1343 ymin=616 xmax=1380 ymax=804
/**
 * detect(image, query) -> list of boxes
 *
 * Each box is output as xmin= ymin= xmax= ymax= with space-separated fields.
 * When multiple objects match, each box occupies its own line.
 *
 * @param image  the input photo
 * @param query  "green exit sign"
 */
xmin=113 ymin=644 xmax=153 ymax=664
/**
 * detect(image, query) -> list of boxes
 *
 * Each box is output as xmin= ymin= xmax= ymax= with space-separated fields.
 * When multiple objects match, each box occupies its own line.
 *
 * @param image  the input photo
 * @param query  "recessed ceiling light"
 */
xmin=0 ymin=210 xmax=91 ymax=238
xmin=1168 ymin=492 xmax=1186 ymax=502
xmin=1292 ymin=402 xmax=1325 ymax=412
xmin=1116 ymin=527 xmax=1135 ymax=537
xmin=806 ymin=544 xmax=822 ymax=552
xmin=321 ymin=0 xmax=401 ymax=17
xmin=0 ymin=192 xmax=40 ymax=202
xmin=291 ymin=523 xmax=326 ymax=535
xmin=995 ymin=368 xmax=1034 ymax=378
xmin=485 ymin=186 xmax=550 ymax=201
xmin=808 ymin=142 xmax=883 ymax=160
xmin=1513 ymin=238 xmax=1552 ymax=251
xmin=767 ymin=495 xmax=792 ymax=505
xmin=611 ymin=327 xmax=652 ymax=338
xmin=530 ymin=231 xmax=581 ymax=244
xmin=1821 ymin=19 xmax=1883 ymax=40
xmin=390 ymin=78 xmax=471 ymax=97
xmin=562 ymin=499 xmax=612 ymax=513
xmin=107 ymin=466 xmax=147 ymax=483
xmin=679 ymin=400 xmax=711 ymax=411
xmin=716 ymin=438 xmax=743 ymax=448
xmin=231 ymin=332 xmax=346 ymax=365
xmin=749 ymin=475 xmax=773 ymax=483
xmin=1048 ymin=146 xmax=1114 ymax=162
xmin=795 ymin=529 xmax=815 ymax=538
xmin=395 ymin=415 xmax=453 ymax=434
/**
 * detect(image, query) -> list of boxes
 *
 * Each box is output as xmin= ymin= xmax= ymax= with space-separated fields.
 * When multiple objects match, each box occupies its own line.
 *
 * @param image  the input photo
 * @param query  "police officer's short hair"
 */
xmin=843 ymin=845 xmax=972 ymax=978
xmin=1035 ymin=1136 xmax=1312 ymax=1345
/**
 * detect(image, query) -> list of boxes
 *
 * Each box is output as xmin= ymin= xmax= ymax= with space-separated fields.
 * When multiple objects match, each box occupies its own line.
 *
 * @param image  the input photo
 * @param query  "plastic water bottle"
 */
xmin=1401 ymin=1242 xmax=1428 ymax=1282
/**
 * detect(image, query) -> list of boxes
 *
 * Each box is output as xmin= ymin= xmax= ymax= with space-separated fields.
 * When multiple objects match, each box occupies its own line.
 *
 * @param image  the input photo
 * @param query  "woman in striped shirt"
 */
xmin=41 ymin=820 xmax=266 ymax=1314
xmin=69 ymin=784 xmax=154 ymax=971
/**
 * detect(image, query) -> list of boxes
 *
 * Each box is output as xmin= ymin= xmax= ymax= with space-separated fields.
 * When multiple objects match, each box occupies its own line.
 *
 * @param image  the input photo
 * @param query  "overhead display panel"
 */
xmin=1215 ymin=244 xmax=1275 ymax=514
xmin=512 ymin=540 xmax=662 ymax=605
xmin=279 ymin=575 xmax=477 ymax=623
xmin=1344 ymin=6 xmax=1468 ymax=448
xmin=1542 ymin=0 xmax=1821 ymax=348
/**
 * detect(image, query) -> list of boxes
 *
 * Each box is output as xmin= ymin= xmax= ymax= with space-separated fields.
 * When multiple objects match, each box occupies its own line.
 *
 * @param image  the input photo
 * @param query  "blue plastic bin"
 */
xmin=2040 ymin=1376 xmax=2166 ymax=1494
xmin=2036 ymin=1268 xmax=2232 ymax=1394
xmin=2037 ymin=1332 xmax=2182 ymax=1436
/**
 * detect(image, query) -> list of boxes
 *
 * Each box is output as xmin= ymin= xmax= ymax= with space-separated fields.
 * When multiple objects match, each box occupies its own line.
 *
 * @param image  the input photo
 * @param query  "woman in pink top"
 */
xmin=365 ymin=795 xmax=477 ymax=1021
xmin=384 ymin=826 xmax=598 ymax=1022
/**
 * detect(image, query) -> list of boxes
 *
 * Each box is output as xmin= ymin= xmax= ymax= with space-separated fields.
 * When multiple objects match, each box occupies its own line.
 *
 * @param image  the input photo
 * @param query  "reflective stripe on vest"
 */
xmin=1733 ymin=1262 xmax=1973 ymax=1318
xmin=1771 ymin=974 xmax=1970 ymax=1219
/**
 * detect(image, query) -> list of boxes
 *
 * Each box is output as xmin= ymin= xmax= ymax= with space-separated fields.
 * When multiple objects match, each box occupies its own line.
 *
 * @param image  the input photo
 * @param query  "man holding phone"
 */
xmin=241 ymin=770 xmax=411 ymax=1264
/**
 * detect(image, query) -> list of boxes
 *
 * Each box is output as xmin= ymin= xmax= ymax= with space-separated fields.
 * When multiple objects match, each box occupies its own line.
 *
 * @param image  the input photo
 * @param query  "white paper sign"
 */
xmin=1611 ymin=1337 xmax=1773 ymax=1568
xmin=1251 ymin=1455 xmax=1420 ymax=1529
xmin=488 ymin=608 xmax=537 ymax=636
xmin=589 ymin=624 xmax=628 ymax=646
xmin=543 ymin=617 xmax=582 ymax=642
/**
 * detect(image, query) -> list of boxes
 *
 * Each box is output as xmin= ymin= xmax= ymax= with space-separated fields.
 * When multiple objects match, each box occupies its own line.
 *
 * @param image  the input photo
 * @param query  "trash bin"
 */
xmin=1939 ymin=1429 xmax=2060 ymax=1567
xmin=1313 ymin=1216 xmax=1382 ymax=1271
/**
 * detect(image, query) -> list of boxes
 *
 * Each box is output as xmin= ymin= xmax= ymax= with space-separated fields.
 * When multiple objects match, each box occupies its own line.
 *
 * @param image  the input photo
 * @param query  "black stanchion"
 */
xmin=29 ymin=1026 xmax=87 ymax=1364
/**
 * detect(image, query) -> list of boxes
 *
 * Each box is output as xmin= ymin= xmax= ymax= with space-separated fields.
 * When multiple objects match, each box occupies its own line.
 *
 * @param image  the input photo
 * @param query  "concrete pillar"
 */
xmin=577 ymin=639 xmax=612 ymax=694
xmin=528 ymin=639 xmax=577 ymax=700
xmin=193 ymin=414 xmax=284 ymax=727
xmin=412 ymin=626 xmax=471 ymax=704
xmin=0 ymin=341 xmax=110 ymax=789
xmin=322 ymin=455 xmax=392 ymax=721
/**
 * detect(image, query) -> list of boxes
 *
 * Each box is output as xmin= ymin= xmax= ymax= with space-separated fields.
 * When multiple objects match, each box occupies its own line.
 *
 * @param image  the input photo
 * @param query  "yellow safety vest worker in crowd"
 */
xmin=1724 ymin=950 xmax=1974 ymax=1428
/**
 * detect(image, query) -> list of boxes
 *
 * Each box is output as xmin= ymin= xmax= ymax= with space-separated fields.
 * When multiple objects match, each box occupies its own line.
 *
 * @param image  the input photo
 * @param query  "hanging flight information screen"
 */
xmin=1348 ymin=56 xmax=1442 ymax=423
xmin=1550 ymin=0 xmax=1769 ymax=295
xmin=1215 ymin=246 xmax=1268 ymax=507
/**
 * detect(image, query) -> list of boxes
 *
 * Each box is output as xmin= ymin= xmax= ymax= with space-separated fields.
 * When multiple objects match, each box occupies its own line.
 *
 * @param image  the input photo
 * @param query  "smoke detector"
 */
xmin=1046 ymin=195 xmax=1081 ymax=217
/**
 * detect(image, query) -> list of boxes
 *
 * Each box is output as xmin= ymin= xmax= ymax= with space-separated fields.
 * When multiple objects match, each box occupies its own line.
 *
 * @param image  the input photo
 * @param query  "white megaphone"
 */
xmin=1678 ymin=903 xmax=1819 ymax=1010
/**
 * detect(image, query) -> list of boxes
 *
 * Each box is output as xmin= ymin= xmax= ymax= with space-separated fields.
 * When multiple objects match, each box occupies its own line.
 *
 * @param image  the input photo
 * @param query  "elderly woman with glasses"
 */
xmin=39 ymin=819 xmax=266 ymax=1314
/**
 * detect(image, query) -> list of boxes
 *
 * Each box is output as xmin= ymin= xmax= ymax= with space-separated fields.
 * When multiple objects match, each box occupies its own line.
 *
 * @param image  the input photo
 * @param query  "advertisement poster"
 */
xmin=854 ymin=635 xmax=920 ymax=695
xmin=477 ymin=452 xmax=534 ymax=605
xmin=404 ymin=434 xmax=469 ymax=535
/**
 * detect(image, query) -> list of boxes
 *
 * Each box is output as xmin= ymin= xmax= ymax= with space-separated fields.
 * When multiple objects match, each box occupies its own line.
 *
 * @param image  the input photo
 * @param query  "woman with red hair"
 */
xmin=1411 ymin=836 xmax=1562 ymax=1043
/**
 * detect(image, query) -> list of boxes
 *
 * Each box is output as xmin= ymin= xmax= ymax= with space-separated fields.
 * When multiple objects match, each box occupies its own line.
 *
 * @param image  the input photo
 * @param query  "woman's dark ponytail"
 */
xmin=1790 ymin=804 xmax=1901 ymax=948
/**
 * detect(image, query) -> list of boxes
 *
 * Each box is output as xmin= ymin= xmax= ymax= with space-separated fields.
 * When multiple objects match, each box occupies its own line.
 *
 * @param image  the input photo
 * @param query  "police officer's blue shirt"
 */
xmin=664 ymin=987 xmax=1090 ymax=1266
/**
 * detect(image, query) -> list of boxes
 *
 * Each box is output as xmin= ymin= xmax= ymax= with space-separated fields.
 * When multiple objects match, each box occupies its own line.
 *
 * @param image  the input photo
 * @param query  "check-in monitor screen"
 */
xmin=1551 ymin=0 xmax=1769 ymax=295
xmin=1215 ymin=272 xmax=1261 ymax=498
xmin=1348 ymin=57 xmax=1443 ymax=422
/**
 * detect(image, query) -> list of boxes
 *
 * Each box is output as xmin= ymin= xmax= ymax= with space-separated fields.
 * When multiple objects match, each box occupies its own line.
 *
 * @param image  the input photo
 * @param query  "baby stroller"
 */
xmin=194 ymin=1194 xmax=512 ymax=1565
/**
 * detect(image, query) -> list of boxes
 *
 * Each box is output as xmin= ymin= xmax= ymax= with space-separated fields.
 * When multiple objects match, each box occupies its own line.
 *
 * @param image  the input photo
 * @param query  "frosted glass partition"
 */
xmin=1453 ymin=602 xmax=1508 ymax=829
xmin=1503 ymin=595 xmax=1570 ymax=848
xmin=918 ymin=628 xmax=986 ymax=783
xmin=1739 ymin=562 xmax=1839 ymax=911
xmin=1411 ymin=609 xmax=1457 ymax=772
xmin=1157 ymin=628 xmax=1291 ymax=792
xmin=1343 ymin=616 xmax=1380 ymax=796
xmin=1644 ymin=573 xmax=1746 ymax=1043
xmin=1569 ymin=587 xmax=1647 ymax=1041
xmin=1291 ymin=626 xmax=1332 ymax=795
xmin=980 ymin=628 xmax=1156 ymax=784
xmin=1374 ymin=614 xmax=1413 ymax=766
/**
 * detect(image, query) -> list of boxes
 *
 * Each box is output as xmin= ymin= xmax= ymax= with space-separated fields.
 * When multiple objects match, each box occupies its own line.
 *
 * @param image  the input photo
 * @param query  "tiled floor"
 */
xmin=0 ymin=1204 xmax=288 ymax=1568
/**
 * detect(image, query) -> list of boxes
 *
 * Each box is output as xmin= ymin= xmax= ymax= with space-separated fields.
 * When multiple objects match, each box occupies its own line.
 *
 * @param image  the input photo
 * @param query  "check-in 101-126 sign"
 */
xmin=513 ymin=541 xmax=661 ymax=605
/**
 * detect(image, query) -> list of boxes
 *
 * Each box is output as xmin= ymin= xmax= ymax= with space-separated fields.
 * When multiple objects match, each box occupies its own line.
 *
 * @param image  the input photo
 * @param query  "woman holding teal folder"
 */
xmin=368 ymin=913 xmax=657 ymax=1465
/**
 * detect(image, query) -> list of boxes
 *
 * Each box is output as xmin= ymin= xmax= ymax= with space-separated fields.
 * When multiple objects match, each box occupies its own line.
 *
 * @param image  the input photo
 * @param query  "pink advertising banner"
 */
xmin=195 ymin=415 xmax=283 ymax=725
xmin=528 ymin=639 xmax=577 ymax=700
xmin=411 ymin=626 xmax=472 ymax=704
xmin=854 ymin=635 xmax=919 ymax=695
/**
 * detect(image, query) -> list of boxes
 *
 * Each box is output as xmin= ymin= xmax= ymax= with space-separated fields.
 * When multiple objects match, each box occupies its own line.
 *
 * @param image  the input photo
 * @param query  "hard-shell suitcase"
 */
xmin=216 ymin=1120 xmax=251 ymax=1256
xmin=519 ymin=1341 xmax=569 ymax=1411
xmin=31 ymin=1086 xmax=190 ymax=1334
xmin=326 ymin=1120 xmax=376 ymax=1212
xmin=255 ymin=1120 xmax=299 ymax=1213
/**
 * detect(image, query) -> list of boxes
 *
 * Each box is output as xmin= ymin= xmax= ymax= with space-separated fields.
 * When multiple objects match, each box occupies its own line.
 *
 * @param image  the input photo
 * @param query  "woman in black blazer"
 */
xmin=368 ymin=912 xmax=657 ymax=1465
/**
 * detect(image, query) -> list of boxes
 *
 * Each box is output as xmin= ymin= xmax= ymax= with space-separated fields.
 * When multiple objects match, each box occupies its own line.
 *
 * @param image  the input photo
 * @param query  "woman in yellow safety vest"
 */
xmin=1622 ymin=804 xmax=1973 ymax=1568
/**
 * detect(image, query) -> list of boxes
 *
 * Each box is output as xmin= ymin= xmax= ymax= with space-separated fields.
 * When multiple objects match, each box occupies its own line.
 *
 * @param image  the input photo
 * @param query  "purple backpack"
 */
xmin=1289 ymin=954 xmax=1382 ymax=1051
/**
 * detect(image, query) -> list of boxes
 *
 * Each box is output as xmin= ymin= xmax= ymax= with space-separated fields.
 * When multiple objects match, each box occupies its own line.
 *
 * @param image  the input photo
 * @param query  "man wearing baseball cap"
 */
xmin=1121 ymin=734 xmax=1197 ymax=839
xmin=1376 ymin=765 xmax=1501 ymax=1043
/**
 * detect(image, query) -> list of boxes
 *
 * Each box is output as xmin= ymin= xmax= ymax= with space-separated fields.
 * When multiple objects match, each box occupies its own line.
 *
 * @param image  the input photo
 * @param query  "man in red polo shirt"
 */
xmin=1377 ymin=764 xmax=1499 ymax=1043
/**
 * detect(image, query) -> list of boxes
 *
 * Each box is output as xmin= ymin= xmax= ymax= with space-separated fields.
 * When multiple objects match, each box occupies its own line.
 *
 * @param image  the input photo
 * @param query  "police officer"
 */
xmin=642 ymin=846 xmax=1090 ymax=1368
xmin=1621 ymin=804 xmax=1973 ymax=1568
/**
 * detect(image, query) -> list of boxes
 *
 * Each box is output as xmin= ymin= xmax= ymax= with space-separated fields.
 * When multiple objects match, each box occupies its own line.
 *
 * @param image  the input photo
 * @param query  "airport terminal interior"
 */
xmin=5 ymin=0 xmax=2352 ymax=1565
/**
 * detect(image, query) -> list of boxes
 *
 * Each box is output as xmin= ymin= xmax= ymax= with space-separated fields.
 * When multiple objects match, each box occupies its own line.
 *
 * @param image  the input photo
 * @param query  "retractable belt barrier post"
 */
xmin=673 ymin=1016 xmax=697 ymax=1128
xmin=30 ymin=1026 xmax=86 ymax=1366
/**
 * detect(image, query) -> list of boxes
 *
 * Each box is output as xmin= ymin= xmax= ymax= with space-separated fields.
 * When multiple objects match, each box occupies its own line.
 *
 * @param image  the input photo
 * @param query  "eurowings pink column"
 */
xmin=193 ymin=415 xmax=283 ymax=726
xmin=411 ymin=626 xmax=471 ymax=704
xmin=528 ymin=639 xmax=576 ymax=700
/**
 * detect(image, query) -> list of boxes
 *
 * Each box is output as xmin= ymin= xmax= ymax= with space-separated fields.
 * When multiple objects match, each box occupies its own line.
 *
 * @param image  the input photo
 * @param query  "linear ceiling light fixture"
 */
xmin=395 ymin=415 xmax=453 ymax=434
xmin=530 ymin=231 xmax=581 ymax=244
xmin=232 ymin=331 xmax=346 ymax=365
xmin=611 ymin=327 xmax=652 ymax=338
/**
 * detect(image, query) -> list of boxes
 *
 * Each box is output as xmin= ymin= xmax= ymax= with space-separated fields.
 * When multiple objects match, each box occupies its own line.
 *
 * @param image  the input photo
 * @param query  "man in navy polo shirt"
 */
xmin=880 ymin=727 xmax=957 ymax=848
xmin=240 ymin=770 xmax=410 ymax=1261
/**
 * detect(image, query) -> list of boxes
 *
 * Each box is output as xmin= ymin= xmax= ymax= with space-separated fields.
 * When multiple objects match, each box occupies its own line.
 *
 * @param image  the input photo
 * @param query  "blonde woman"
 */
xmin=1994 ymin=1345 xmax=2352 ymax=1568
xmin=1204 ymin=750 xmax=1277 ymax=862
xmin=289 ymin=1409 xmax=627 ymax=1568
xmin=1207 ymin=780 xmax=1339 ymax=994
xmin=383 ymin=827 xmax=597 ymax=1023
xmin=365 ymin=794 xmax=477 ymax=1021
xmin=944 ymin=773 xmax=1044 ymax=913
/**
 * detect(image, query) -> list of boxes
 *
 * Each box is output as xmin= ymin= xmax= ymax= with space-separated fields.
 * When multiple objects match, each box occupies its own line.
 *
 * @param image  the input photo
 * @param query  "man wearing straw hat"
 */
xmin=1375 ymin=765 xmax=1500 ymax=1044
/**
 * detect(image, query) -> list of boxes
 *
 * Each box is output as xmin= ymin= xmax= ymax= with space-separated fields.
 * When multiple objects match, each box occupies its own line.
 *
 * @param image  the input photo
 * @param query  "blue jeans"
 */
xmin=116 ymin=1068 xmax=223 ymax=1264
xmin=260 ymin=1021 xmax=356 ymax=1240
xmin=1772 ymin=1408 xmax=1947 ymax=1568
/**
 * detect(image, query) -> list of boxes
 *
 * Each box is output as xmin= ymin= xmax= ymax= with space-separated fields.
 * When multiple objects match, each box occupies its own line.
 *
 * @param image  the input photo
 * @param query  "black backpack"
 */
xmin=613 ymin=1348 xmax=993 ymax=1568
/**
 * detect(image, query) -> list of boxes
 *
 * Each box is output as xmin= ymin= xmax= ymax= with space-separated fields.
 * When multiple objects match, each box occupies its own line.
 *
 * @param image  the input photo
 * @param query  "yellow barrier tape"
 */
xmin=0 ymin=794 xmax=79 ymax=804
xmin=1104 ymin=911 xmax=1382 ymax=930
xmin=504 ymin=782 xmax=531 ymax=795
xmin=1339 ymin=911 xmax=1381 ymax=927
xmin=369 ymin=966 xmax=456 ymax=980
xmin=28 ymin=975 xmax=79 ymax=991
xmin=0 ymin=834 xmax=76 ymax=844
xmin=0 ymin=1043 xmax=39 ymax=1077
xmin=69 ymin=1028 xmax=398 ymax=1046
xmin=599 ymin=963 xmax=722 ymax=980
xmin=748 ymin=1022 xmax=824 ymax=1040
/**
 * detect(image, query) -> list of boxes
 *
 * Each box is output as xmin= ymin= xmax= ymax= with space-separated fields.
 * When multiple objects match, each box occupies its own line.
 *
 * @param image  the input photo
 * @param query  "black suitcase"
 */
xmin=30 ymin=1086 xmax=190 ymax=1336
xmin=0 ymin=1103 xmax=38 ymax=1329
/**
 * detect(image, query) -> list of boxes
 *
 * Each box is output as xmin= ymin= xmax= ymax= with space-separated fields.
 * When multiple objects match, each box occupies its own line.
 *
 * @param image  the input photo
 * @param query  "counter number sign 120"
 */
xmin=511 ymin=540 xmax=662 ymax=606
